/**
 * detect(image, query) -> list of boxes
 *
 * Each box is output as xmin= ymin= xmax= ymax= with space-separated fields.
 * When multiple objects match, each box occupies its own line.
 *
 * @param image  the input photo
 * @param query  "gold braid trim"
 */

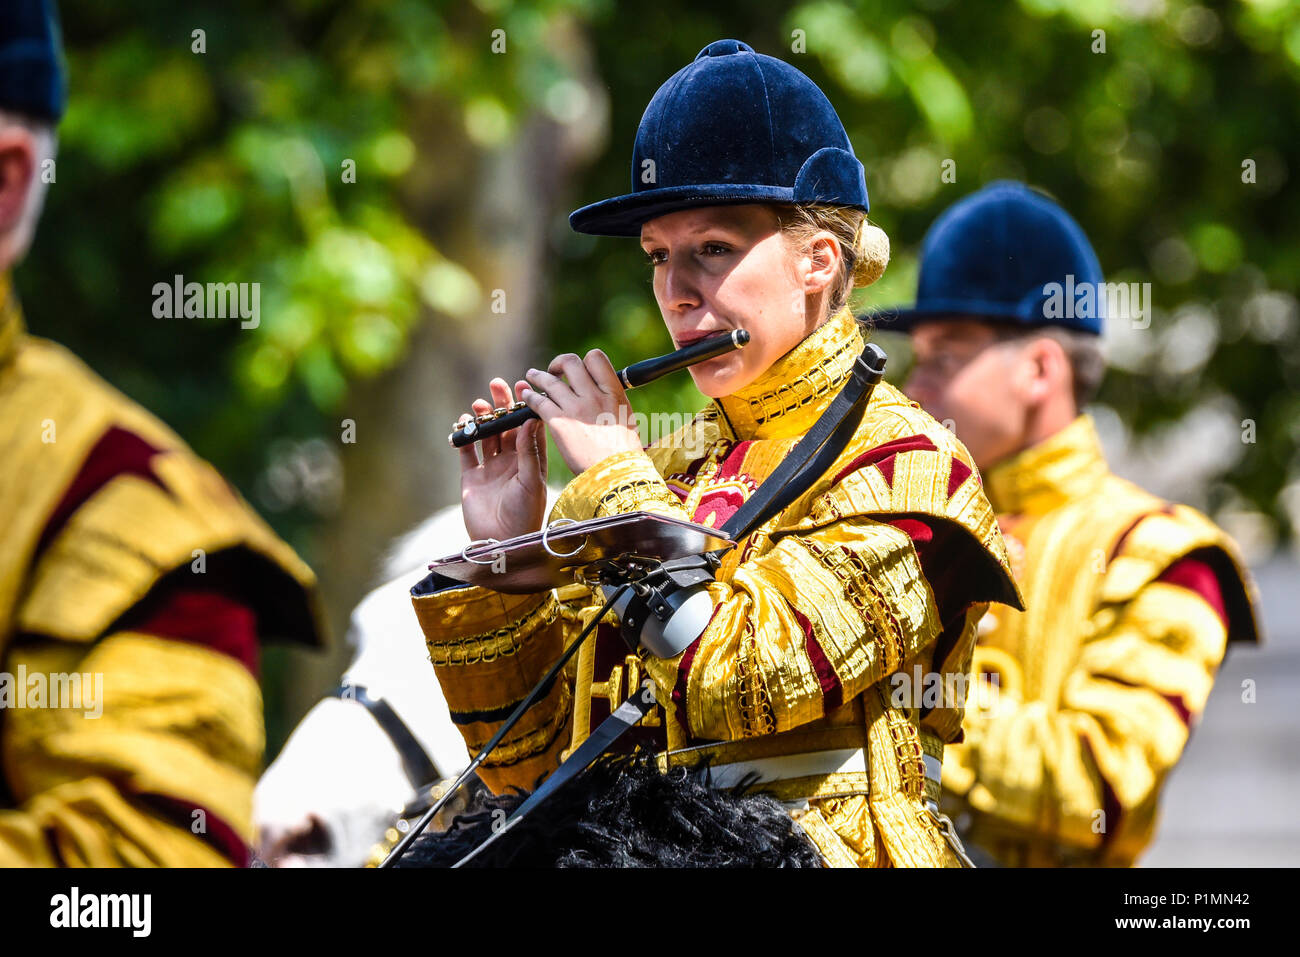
xmin=659 ymin=723 xmax=869 ymax=769
xmin=757 ymin=772 xmax=871 ymax=803
xmin=594 ymin=478 xmax=685 ymax=518
xmin=810 ymin=494 xmax=845 ymax=525
xmin=792 ymin=808 xmax=860 ymax=868
xmin=882 ymin=692 xmax=928 ymax=802
xmin=742 ymin=335 xmax=858 ymax=426
xmin=467 ymin=681 xmax=572 ymax=769
xmin=801 ymin=538 xmax=907 ymax=672
xmin=735 ymin=616 xmax=776 ymax=737
xmin=427 ymin=595 xmax=559 ymax=667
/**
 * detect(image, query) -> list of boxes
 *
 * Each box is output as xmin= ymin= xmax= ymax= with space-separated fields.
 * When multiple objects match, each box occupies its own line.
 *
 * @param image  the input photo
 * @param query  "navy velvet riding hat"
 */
xmin=569 ymin=39 xmax=869 ymax=237
xmin=881 ymin=181 xmax=1105 ymax=335
xmin=0 ymin=0 xmax=66 ymax=122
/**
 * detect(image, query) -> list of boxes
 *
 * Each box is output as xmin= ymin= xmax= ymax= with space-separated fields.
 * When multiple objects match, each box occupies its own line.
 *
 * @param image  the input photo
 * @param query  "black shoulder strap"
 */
xmin=720 ymin=342 xmax=887 ymax=544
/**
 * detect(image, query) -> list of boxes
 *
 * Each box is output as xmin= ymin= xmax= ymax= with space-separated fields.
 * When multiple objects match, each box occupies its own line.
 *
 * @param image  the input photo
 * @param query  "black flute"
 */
xmin=449 ymin=329 xmax=750 ymax=448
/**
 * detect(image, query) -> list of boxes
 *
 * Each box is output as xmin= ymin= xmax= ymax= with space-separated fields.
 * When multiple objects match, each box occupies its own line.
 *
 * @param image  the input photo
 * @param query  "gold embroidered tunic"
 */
xmin=940 ymin=415 xmax=1261 ymax=866
xmin=0 ymin=274 xmax=325 ymax=866
xmin=412 ymin=307 xmax=1024 ymax=866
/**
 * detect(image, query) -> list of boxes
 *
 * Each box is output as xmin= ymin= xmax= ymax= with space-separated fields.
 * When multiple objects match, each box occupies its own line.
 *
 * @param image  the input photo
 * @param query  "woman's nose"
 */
xmin=660 ymin=258 xmax=701 ymax=312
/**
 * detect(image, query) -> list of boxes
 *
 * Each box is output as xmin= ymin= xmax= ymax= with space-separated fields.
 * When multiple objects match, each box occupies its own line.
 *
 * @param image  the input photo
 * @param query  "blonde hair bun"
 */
xmin=852 ymin=221 xmax=890 ymax=288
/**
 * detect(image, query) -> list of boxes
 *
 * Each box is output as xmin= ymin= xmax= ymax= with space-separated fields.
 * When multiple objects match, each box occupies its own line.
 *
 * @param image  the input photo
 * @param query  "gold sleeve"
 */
xmin=0 ymin=631 xmax=262 ymax=867
xmin=550 ymin=448 xmax=691 ymax=523
xmin=410 ymin=579 xmax=575 ymax=795
xmin=956 ymin=574 xmax=1229 ymax=862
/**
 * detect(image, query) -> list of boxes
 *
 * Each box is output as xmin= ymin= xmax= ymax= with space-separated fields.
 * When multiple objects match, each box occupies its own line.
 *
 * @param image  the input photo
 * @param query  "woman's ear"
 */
xmin=802 ymin=229 xmax=840 ymax=295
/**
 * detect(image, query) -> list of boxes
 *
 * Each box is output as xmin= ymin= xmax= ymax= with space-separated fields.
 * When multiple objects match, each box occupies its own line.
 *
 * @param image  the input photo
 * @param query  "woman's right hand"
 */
xmin=456 ymin=376 xmax=549 ymax=544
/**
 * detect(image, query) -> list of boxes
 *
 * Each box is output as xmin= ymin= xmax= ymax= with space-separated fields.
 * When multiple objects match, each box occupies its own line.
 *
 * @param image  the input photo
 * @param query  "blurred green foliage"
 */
xmin=13 ymin=1 xmax=1300 ymax=745
xmin=23 ymin=0 xmax=601 ymax=543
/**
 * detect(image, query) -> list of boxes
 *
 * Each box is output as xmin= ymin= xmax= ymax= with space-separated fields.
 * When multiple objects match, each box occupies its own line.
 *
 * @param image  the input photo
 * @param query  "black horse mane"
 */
xmin=395 ymin=753 xmax=824 ymax=868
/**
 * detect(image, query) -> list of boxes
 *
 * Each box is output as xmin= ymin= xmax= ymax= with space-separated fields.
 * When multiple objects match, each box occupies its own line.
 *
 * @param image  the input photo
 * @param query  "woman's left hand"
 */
xmin=517 ymin=349 xmax=644 ymax=474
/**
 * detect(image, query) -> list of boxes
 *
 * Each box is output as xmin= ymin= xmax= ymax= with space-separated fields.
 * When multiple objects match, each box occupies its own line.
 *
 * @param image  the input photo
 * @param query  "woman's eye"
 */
xmin=642 ymin=244 xmax=727 ymax=265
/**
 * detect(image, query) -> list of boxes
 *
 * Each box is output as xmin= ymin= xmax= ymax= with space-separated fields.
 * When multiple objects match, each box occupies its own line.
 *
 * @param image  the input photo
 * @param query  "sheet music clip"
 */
xmin=428 ymin=511 xmax=735 ymax=594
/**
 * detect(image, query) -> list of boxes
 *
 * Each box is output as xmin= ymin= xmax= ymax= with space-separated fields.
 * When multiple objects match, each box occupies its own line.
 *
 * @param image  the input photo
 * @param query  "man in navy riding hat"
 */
xmin=882 ymin=180 xmax=1260 ymax=866
xmin=0 ymin=0 xmax=325 ymax=866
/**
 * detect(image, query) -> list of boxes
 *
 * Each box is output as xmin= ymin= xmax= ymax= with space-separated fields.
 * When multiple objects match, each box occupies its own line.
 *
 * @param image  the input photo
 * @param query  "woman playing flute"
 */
xmin=411 ymin=38 xmax=1023 ymax=867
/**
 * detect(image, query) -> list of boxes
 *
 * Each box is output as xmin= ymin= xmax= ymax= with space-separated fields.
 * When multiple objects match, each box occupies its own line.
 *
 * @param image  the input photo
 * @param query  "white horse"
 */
xmin=254 ymin=489 xmax=560 ymax=867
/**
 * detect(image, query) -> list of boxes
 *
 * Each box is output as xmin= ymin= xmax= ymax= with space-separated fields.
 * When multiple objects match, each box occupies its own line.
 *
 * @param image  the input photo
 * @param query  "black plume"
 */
xmin=395 ymin=753 xmax=823 ymax=868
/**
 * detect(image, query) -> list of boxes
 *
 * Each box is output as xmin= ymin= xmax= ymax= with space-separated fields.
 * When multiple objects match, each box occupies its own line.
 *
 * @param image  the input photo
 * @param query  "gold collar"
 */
xmin=0 ymin=272 xmax=21 ymax=368
xmin=712 ymin=306 xmax=864 ymax=441
xmin=984 ymin=414 xmax=1111 ymax=516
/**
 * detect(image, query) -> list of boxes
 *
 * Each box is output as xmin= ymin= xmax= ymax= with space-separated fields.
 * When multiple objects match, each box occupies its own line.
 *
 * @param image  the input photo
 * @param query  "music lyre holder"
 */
xmin=425 ymin=511 xmax=734 ymax=594
xmin=378 ymin=512 xmax=733 ymax=867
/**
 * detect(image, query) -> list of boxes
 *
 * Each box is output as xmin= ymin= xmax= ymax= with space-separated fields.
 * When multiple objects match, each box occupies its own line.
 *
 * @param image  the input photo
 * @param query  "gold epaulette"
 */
xmin=1098 ymin=498 xmax=1261 ymax=645
xmin=1 ymin=336 xmax=324 ymax=648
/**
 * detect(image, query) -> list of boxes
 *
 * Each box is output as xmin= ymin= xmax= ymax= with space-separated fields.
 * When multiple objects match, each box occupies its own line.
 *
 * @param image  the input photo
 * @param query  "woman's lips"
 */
xmin=672 ymin=329 xmax=730 ymax=349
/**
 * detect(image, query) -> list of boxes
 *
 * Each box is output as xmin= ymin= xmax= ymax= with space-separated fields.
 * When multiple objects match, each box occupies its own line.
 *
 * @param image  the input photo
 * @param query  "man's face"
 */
xmin=904 ymin=318 xmax=1030 ymax=470
xmin=639 ymin=204 xmax=821 ymax=399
